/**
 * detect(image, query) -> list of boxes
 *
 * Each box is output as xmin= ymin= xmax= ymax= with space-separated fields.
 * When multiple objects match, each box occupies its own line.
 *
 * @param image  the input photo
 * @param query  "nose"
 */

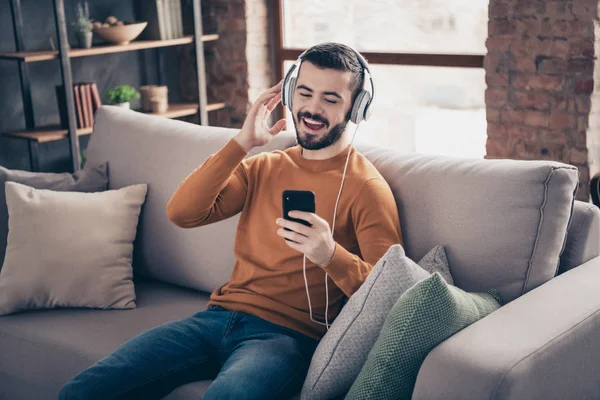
xmin=302 ymin=95 xmax=325 ymax=117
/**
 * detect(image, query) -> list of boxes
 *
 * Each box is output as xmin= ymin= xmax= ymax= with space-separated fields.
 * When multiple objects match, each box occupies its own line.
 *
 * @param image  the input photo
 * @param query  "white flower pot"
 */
xmin=114 ymin=102 xmax=130 ymax=109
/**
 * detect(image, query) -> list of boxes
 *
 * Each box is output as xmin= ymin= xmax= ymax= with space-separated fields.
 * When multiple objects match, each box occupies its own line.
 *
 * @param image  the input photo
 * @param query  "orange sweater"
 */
xmin=166 ymin=138 xmax=403 ymax=339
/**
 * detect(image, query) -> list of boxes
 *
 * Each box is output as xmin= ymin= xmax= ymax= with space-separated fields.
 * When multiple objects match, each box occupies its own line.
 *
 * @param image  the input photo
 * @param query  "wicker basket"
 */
xmin=140 ymin=85 xmax=168 ymax=112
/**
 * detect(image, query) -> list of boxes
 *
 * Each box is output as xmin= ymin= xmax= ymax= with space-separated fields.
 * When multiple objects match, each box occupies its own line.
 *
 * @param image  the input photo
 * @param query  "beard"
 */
xmin=293 ymin=111 xmax=349 ymax=150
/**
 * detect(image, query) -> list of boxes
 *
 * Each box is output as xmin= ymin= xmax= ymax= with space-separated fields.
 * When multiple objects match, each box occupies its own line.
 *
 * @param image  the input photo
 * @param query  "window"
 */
xmin=275 ymin=0 xmax=488 ymax=158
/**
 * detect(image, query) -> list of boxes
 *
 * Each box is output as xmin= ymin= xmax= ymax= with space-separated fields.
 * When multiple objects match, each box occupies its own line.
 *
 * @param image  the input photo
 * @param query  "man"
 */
xmin=59 ymin=42 xmax=402 ymax=400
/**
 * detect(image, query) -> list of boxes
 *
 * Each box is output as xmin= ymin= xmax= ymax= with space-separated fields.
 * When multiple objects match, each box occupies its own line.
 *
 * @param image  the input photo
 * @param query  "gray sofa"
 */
xmin=1 ymin=105 xmax=600 ymax=399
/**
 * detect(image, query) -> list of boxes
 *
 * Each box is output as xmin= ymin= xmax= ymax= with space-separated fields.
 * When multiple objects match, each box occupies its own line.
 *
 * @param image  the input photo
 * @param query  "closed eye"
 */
xmin=300 ymin=93 xmax=311 ymax=97
xmin=325 ymin=99 xmax=337 ymax=104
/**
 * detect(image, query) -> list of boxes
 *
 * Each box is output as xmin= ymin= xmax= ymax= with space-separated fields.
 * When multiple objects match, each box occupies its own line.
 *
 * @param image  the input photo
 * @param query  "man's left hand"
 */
xmin=276 ymin=211 xmax=336 ymax=267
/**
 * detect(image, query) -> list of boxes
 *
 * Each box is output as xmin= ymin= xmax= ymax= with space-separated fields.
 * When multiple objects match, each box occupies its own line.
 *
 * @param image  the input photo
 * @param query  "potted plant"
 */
xmin=106 ymin=85 xmax=140 ymax=109
xmin=72 ymin=3 xmax=93 ymax=49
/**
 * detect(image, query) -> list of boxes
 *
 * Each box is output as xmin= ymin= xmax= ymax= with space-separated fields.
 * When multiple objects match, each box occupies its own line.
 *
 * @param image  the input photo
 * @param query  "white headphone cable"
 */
xmin=303 ymin=123 xmax=361 ymax=330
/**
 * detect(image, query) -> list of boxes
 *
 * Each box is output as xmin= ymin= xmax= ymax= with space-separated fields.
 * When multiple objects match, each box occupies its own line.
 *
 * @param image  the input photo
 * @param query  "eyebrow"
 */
xmin=297 ymin=84 xmax=343 ymax=99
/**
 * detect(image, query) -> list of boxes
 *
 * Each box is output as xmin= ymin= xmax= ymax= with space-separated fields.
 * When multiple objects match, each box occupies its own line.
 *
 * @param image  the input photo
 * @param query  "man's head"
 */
xmin=291 ymin=43 xmax=365 ymax=150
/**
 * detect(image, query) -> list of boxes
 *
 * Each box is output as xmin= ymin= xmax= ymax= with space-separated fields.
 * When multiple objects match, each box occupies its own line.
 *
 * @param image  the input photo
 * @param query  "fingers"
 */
xmin=266 ymin=92 xmax=282 ymax=112
xmin=269 ymin=118 xmax=287 ymax=135
xmin=288 ymin=211 xmax=319 ymax=226
xmin=277 ymin=228 xmax=307 ymax=244
xmin=277 ymin=218 xmax=312 ymax=236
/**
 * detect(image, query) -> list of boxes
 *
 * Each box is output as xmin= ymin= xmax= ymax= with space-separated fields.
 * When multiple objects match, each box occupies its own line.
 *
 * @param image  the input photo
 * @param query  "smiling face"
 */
xmin=291 ymin=61 xmax=355 ymax=150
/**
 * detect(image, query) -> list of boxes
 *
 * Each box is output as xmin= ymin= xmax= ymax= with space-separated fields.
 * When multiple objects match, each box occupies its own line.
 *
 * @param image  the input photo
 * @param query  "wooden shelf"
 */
xmin=3 ymin=102 xmax=226 ymax=143
xmin=0 ymin=34 xmax=219 ymax=62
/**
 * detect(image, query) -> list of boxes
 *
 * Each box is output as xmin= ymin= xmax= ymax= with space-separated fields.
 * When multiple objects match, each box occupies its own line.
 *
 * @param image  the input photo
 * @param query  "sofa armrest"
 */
xmin=412 ymin=256 xmax=600 ymax=400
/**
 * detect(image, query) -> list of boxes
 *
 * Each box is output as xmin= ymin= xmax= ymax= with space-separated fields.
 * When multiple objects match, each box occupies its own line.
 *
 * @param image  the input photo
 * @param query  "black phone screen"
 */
xmin=282 ymin=190 xmax=315 ymax=230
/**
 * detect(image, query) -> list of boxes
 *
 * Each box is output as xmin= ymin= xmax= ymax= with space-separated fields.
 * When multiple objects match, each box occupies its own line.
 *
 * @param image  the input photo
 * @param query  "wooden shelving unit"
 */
xmin=0 ymin=35 xmax=219 ymax=62
xmin=5 ymin=102 xmax=226 ymax=143
xmin=2 ymin=0 xmax=218 ymax=172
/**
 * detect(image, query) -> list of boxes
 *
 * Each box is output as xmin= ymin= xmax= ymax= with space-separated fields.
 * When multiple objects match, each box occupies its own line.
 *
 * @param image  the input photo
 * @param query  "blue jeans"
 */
xmin=59 ymin=305 xmax=319 ymax=400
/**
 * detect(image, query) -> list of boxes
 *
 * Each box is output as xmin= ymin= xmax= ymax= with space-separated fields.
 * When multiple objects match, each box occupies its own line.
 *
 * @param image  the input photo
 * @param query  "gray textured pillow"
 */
xmin=0 ymin=181 xmax=147 ymax=316
xmin=0 ymin=163 xmax=109 ymax=271
xmin=301 ymin=244 xmax=453 ymax=400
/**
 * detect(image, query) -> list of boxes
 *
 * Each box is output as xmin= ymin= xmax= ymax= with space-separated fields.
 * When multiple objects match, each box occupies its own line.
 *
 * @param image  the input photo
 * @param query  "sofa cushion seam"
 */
xmin=522 ymin=168 xmax=553 ymax=295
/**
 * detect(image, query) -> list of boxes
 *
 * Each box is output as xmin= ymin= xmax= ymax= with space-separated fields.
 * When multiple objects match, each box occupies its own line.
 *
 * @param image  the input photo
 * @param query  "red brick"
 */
xmin=512 ymin=75 xmax=564 ymax=91
xmin=489 ymin=1 xmax=511 ymax=18
xmin=514 ymin=1 xmax=546 ymax=16
xmin=576 ymin=96 xmax=592 ymax=113
xmin=575 ymin=79 xmax=594 ymax=94
xmin=578 ymin=116 xmax=590 ymax=131
xmin=570 ymin=148 xmax=589 ymax=164
xmin=574 ymin=130 xmax=588 ymax=147
xmin=549 ymin=112 xmax=575 ymax=130
xmin=486 ymin=73 xmax=509 ymax=88
xmin=515 ymin=19 xmax=542 ymax=37
xmin=568 ymin=58 xmax=594 ymax=74
xmin=226 ymin=18 xmax=246 ymax=32
xmin=510 ymin=39 xmax=537 ymax=56
xmin=486 ymin=89 xmax=509 ymax=107
xmin=512 ymin=56 xmax=537 ymax=73
xmin=540 ymin=130 xmax=569 ymax=146
xmin=515 ymin=140 xmax=544 ymax=160
xmin=535 ymin=39 xmax=570 ymax=58
xmin=484 ymin=54 xmax=511 ymax=73
xmin=537 ymin=58 xmax=568 ymax=74
xmin=546 ymin=1 xmax=570 ymax=17
xmin=501 ymin=108 xmax=525 ymax=124
xmin=571 ymin=2 xmax=597 ymax=18
xmin=487 ymin=108 xmax=501 ymax=123
xmin=486 ymin=37 xmax=513 ymax=53
xmin=512 ymin=91 xmax=551 ymax=110
xmin=569 ymin=40 xmax=595 ymax=57
xmin=550 ymin=94 xmax=568 ymax=112
xmin=490 ymin=19 xmax=517 ymax=36
xmin=541 ymin=19 xmax=590 ymax=37
xmin=486 ymin=138 xmax=515 ymax=158
xmin=512 ymin=124 xmax=541 ymax=141
xmin=525 ymin=110 xmax=550 ymax=127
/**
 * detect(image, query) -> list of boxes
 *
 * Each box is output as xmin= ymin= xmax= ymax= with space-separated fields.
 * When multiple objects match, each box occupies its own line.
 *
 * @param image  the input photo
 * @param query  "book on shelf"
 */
xmin=56 ymin=82 xmax=102 ymax=130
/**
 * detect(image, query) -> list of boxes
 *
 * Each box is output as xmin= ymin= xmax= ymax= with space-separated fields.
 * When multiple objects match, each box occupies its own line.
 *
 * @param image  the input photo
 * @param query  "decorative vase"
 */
xmin=76 ymin=31 xmax=93 ymax=49
xmin=114 ymin=102 xmax=130 ymax=109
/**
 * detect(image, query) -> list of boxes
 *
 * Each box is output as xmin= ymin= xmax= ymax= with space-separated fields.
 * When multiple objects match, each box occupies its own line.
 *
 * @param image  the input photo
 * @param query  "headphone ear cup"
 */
xmin=287 ymin=77 xmax=297 ymax=111
xmin=350 ymin=90 xmax=370 ymax=124
xmin=282 ymin=64 xmax=297 ymax=108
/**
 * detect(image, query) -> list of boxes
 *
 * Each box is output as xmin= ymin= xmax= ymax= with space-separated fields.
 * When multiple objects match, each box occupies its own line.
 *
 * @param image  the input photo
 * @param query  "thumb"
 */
xmin=269 ymin=118 xmax=287 ymax=135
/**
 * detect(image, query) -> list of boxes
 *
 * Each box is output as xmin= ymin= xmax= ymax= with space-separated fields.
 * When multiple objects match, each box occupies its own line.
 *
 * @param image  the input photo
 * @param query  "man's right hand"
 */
xmin=234 ymin=80 xmax=287 ymax=152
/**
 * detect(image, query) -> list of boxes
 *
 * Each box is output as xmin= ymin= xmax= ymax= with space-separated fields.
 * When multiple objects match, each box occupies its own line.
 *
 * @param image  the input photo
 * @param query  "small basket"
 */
xmin=140 ymin=85 xmax=168 ymax=112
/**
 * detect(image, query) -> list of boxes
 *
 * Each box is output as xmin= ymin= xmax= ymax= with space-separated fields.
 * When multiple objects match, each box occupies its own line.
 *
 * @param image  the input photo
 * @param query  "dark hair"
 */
xmin=299 ymin=42 xmax=365 ymax=102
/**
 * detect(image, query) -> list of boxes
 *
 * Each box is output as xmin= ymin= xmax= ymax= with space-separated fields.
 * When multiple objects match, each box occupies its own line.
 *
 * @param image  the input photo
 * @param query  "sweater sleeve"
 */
xmin=321 ymin=178 xmax=403 ymax=297
xmin=166 ymin=137 xmax=250 ymax=228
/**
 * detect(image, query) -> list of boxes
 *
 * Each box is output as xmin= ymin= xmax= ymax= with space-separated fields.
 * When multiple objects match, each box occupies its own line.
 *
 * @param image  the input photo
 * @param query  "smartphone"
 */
xmin=282 ymin=190 xmax=316 ymax=241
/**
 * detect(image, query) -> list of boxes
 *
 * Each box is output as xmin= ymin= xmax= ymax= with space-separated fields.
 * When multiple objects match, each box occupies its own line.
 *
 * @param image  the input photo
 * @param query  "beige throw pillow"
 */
xmin=0 ymin=181 xmax=148 ymax=316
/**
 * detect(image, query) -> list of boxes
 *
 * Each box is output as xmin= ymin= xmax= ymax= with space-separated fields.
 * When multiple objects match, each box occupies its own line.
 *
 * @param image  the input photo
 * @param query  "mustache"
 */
xmin=297 ymin=112 xmax=329 ymax=127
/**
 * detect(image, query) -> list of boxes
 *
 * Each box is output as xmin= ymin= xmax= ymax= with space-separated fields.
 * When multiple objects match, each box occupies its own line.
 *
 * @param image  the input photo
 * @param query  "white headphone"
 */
xmin=281 ymin=46 xmax=375 ymax=125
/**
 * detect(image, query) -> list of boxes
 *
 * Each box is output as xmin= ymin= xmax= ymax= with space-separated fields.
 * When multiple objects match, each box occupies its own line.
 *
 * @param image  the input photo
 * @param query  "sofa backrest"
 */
xmin=351 ymin=141 xmax=579 ymax=302
xmin=86 ymin=106 xmax=580 ymax=303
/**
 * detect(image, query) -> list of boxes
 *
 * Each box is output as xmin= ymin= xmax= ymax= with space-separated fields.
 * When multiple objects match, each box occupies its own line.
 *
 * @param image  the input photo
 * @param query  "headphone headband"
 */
xmin=282 ymin=45 xmax=375 ymax=124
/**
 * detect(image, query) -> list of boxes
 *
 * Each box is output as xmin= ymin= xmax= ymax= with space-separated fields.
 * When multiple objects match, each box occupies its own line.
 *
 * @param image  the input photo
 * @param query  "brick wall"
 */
xmin=485 ymin=0 xmax=599 ymax=201
xmin=180 ymin=0 xmax=272 ymax=128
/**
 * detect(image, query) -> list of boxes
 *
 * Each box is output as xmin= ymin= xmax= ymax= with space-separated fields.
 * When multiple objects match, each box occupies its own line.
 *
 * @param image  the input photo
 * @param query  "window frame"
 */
xmin=270 ymin=0 xmax=485 ymax=84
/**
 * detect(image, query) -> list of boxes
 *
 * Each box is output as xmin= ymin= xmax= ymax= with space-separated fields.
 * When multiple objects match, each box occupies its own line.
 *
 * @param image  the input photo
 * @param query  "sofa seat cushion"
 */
xmin=0 ymin=279 xmax=212 ymax=400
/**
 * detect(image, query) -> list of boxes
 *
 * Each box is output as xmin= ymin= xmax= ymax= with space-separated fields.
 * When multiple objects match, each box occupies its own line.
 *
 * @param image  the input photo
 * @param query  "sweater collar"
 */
xmin=287 ymin=143 xmax=354 ymax=172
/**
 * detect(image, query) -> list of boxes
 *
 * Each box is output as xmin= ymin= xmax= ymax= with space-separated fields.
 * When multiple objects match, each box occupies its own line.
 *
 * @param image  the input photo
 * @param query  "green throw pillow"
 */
xmin=346 ymin=272 xmax=502 ymax=400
